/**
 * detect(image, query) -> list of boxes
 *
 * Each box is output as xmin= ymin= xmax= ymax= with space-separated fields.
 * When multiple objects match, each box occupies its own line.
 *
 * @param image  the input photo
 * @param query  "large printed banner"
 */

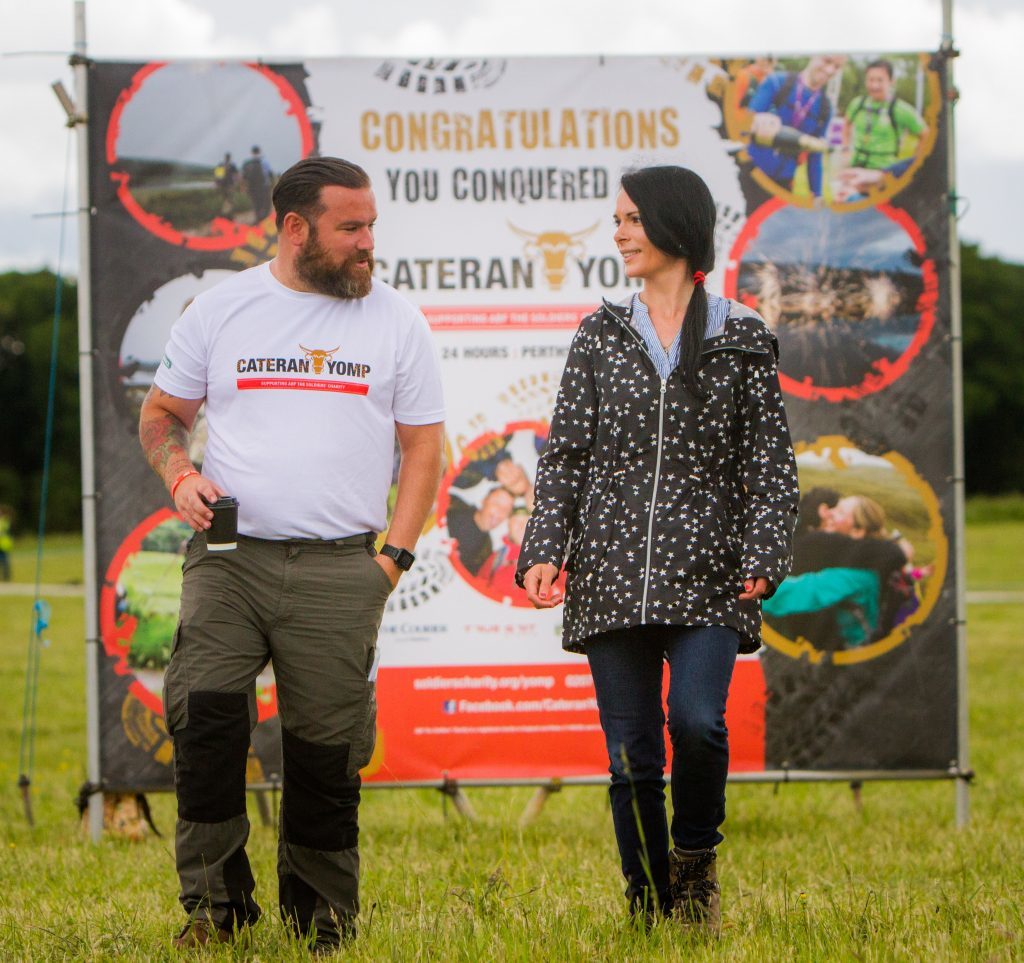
xmin=87 ymin=52 xmax=957 ymax=789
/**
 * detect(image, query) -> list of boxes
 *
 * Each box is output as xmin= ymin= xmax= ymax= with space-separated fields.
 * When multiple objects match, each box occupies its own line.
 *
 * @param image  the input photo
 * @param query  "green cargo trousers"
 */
xmin=163 ymin=531 xmax=391 ymax=947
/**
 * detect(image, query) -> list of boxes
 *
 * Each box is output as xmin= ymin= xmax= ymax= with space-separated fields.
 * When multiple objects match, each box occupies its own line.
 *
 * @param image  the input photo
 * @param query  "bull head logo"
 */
xmin=508 ymin=221 xmax=599 ymax=291
xmin=299 ymin=344 xmax=340 ymax=374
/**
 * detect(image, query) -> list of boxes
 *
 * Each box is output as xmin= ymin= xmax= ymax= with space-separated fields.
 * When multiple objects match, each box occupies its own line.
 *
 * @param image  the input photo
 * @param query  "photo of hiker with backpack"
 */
xmin=836 ymin=58 xmax=930 ymax=202
xmin=747 ymin=54 xmax=846 ymax=199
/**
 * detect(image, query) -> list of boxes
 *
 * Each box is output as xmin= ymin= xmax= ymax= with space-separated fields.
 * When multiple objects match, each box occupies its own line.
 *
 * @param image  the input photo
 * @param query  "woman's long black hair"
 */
xmin=619 ymin=166 xmax=716 ymax=397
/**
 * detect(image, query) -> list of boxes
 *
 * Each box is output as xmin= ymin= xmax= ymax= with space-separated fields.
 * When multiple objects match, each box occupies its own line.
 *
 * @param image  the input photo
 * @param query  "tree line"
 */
xmin=0 ymin=246 xmax=1020 ymax=533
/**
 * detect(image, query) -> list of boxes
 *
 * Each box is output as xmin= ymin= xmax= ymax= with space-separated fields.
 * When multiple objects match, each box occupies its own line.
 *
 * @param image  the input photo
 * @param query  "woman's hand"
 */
xmin=523 ymin=563 xmax=563 ymax=608
xmin=739 ymin=577 xmax=770 ymax=601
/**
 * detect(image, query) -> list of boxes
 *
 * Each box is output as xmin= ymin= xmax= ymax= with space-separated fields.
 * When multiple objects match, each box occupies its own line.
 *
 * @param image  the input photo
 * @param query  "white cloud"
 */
xmin=86 ymin=0 xmax=220 ymax=58
xmin=244 ymin=4 xmax=363 ymax=59
xmin=0 ymin=61 xmax=78 ymax=225
xmin=352 ymin=20 xmax=453 ymax=57
xmin=954 ymin=6 xmax=1024 ymax=161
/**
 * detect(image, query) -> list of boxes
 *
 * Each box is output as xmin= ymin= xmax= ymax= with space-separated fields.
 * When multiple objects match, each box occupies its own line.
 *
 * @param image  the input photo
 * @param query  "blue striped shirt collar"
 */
xmin=629 ymin=292 xmax=730 ymax=379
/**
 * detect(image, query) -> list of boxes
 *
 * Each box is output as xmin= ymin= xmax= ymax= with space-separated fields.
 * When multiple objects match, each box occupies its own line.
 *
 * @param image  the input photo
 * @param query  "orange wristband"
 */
xmin=170 ymin=469 xmax=199 ymax=500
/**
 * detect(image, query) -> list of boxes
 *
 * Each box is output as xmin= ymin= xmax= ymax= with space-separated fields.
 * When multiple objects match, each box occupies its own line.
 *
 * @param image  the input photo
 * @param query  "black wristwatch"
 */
xmin=379 ymin=544 xmax=415 ymax=571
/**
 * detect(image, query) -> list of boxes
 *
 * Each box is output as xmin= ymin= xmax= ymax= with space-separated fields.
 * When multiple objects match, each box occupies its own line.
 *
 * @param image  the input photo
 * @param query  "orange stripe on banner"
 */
xmin=421 ymin=305 xmax=591 ymax=330
xmin=236 ymin=378 xmax=369 ymax=394
xmin=725 ymin=659 xmax=767 ymax=772
xmin=363 ymin=660 xmax=767 ymax=783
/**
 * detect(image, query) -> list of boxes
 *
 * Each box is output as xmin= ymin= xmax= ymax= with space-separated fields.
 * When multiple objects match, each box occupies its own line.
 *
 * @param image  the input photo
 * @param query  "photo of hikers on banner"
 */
xmin=128 ymin=141 xmax=275 ymax=230
xmin=720 ymin=52 xmax=936 ymax=206
xmin=108 ymin=62 xmax=308 ymax=241
xmin=210 ymin=147 xmax=273 ymax=223
xmin=442 ymin=426 xmax=543 ymax=605
xmin=761 ymin=444 xmax=941 ymax=656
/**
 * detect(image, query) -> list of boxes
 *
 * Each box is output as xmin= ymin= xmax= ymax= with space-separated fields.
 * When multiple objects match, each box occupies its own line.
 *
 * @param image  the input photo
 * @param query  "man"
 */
xmin=241 ymin=145 xmax=273 ymax=223
xmin=446 ymin=485 xmax=514 ymax=576
xmin=792 ymin=486 xmax=840 ymax=539
xmin=837 ymin=58 xmax=929 ymax=198
xmin=748 ymin=54 xmax=847 ymax=197
xmin=213 ymin=151 xmax=238 ymax=216
xmin=139 ymin=157 xmax=445 ymax=952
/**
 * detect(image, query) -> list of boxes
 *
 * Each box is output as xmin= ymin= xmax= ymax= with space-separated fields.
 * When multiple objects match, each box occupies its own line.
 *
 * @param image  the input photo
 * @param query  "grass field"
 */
xmin=0 ymin=521 xmax=1022 ymax=961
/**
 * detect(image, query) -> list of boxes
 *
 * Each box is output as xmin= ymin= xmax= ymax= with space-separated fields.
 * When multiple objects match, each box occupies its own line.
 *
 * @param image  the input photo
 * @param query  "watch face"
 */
xmin=384 ymin=545 xmax=414 ymax=570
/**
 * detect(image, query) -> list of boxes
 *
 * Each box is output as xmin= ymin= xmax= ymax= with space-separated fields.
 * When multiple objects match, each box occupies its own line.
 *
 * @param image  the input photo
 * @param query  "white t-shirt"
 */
xmin=154 ymin=263 xmax=445 ymax=539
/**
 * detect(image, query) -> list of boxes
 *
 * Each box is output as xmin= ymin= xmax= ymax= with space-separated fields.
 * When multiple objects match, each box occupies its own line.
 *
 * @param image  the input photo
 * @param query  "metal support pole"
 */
xmin=519 ymin=779 xmax=562 ymax=828
xmin=253 ymin=789 xmax=274 ymax=828
xmin=438 ymin=777 xmax=476 ymax=821
xmin=941 ymin=0 xmax=971 ymax=830
xmin=69 ymin=0 xmax=103 ymax=843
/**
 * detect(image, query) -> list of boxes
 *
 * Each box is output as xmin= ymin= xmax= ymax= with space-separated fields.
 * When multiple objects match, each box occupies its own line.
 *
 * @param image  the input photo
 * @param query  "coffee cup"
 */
xmin=205 ymin=496 xmax=239 ymax=551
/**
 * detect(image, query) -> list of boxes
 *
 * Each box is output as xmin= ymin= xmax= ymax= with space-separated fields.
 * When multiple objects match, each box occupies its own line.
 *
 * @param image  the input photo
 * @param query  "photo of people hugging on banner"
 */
xmin=761 ymin=440 xmax=946 ymax=662
xmin=441 ymin=424 xmax=545 ymax=605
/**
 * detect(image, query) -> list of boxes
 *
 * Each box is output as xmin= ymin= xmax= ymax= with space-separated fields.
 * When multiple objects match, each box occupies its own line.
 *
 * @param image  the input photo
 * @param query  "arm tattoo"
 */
xmin=139 ymin=412 xmax=193 ymax=487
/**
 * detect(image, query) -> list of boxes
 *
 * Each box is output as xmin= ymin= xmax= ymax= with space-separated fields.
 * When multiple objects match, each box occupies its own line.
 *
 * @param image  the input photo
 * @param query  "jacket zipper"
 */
xmin=601 ymin=302 xmax=671 ymax=622
xmin=640 ymin=377 xmax=667 ymax=622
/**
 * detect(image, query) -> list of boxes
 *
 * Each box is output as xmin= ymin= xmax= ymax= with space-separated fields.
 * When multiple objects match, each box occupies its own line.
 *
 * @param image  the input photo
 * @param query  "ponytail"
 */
xmin=679 ymin=281 xmax=708 ymax=398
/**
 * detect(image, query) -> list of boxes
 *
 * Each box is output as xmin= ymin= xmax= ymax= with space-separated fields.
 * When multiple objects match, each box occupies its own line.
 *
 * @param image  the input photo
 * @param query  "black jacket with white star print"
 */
xmin=517 ymin=297 xmax=799 ymax=654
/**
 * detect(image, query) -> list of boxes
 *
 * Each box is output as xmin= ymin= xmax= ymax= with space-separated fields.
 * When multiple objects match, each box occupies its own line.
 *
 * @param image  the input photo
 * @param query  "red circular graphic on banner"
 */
xmin=100 ymin=509 xmax=278 ymax=720
xmin=723 ymin=198 xmax=937 ymax=402
xmin=106 ymin=62 xmax=314 ymax=251
xmin=437 ymin=421 xmax=548 ymax=607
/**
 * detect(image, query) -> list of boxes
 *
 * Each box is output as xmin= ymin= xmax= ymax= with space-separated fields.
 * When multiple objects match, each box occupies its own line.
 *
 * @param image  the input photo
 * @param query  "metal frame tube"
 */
xmin=71 ymin=0 xmax=103 ymax=843
xmin=229 ymin=769 xmax=969 ymax=792
xmin=941 ymin=0 xmax=971 ymax=831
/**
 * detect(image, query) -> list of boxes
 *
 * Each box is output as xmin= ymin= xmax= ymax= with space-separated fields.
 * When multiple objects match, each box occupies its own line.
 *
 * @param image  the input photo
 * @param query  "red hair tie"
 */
xmin=692 ymin=271 xmax=706 ymax=286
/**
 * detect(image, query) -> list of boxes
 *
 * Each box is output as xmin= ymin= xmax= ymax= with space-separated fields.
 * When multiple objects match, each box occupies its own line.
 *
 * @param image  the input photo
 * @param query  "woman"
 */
xmin=517 ymin=166 xmax=798 ymax=929
xmin=825 ymin=494 xmax=918 ymax=638
xmin=764 ymin=490 xmax=891 ymax=650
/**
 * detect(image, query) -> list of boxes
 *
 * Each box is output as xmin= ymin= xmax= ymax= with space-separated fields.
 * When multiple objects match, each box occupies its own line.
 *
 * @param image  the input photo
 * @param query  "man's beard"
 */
xmin=295 ymin=227 xmax=374 ymax=299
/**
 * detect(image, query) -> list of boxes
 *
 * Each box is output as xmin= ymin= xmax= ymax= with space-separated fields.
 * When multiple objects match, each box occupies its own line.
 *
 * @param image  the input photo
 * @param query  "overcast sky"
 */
xmin=1 ymin=0 xmax=1020 ymax=273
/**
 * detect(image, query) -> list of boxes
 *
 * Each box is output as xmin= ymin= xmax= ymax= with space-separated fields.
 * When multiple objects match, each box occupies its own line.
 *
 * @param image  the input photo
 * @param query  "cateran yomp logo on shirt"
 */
xmin=300 ymin=344 xmax=338 ymax=374
xmin=235 ymin=343 xmax=372 ymax=395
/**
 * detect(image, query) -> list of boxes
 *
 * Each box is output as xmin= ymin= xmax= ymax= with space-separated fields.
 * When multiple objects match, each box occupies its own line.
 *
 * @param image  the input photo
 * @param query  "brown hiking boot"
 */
xmin=172 ymin=917 xmax=233 ymax=949
xmin=668 ymin=846 xmax=721 ymax=934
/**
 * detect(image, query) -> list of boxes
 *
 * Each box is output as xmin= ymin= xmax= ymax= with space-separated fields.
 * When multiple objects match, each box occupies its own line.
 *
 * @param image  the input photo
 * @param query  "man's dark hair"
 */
xmin=866 ymin=58 xmax=894 ymax=79
xmin=619 ymin=165 xmax=716 ymax=398
xmin=796 ymin=486 xmax=841 ymax=534
xmin=272 ymin=156 xmax=371 ymax=230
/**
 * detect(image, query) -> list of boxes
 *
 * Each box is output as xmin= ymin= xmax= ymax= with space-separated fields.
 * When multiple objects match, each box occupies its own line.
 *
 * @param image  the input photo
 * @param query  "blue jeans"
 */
xmin=586 ymin=624 xmax=739 ymax=910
